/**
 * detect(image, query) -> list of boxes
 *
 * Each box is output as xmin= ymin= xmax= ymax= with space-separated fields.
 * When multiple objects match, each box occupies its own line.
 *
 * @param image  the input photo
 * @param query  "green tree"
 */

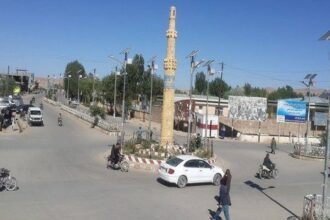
xmin=243 ymin=83 xmax=252 ymax=96
xmin=244 ymin=83 xmax=267 ymax=97
xmin=63 ymin=60 xmax=86 ymax=99
xmin=0 ymin=76 xmax=16 ymax=96
xmin=209 ymin=77 xmax=231 ymax=97
xmin=224 ymin=86 xmax=245 ymax=98
xmin=268 ymin=85 xmax=302 ymax=100
xmin=102 ymin=73 xmax=116 ymax=104
xmin=194 ymin=71 xmax=207 ymax=95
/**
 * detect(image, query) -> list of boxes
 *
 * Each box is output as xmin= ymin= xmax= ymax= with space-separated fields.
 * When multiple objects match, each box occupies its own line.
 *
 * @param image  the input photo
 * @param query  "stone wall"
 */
xmin=219 ymin=116 xmax=324 ymax=137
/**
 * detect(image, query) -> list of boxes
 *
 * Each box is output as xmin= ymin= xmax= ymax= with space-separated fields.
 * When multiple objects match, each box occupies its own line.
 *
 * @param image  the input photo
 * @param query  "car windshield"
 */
xmin=166 ymin=157 xmax=183 ymax=167
xmin=30 ymin=111 xmax=41 ymax=115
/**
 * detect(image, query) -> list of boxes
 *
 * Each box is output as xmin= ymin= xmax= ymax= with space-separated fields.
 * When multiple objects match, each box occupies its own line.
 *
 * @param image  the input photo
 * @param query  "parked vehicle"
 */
xmin=158 ymin=155 xmax=224 ymax=188
xmin=0 ymin=168 xmax=17 ymax=191
xmin=106 ymin=154 xmax=129 ymax=172
xmin=27 ymin=107 xmax=44 ymax=126
xmin=0 ymin=99 xmax=10 ymax=110
xmin=258 ymin=163 xmax=278 ymax=179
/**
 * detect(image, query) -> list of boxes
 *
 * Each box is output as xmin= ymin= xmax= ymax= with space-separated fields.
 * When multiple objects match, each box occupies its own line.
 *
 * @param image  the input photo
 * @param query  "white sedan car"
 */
xmin=158 ymin=155 xmax=224 ymax=188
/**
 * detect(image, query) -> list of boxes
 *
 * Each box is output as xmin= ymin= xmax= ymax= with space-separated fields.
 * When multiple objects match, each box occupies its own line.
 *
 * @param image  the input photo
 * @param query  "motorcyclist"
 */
xmin=109 ymin=143 xmax=122 ymax=167
xmin=263 ymin=153 xmax=274 ymax=171
xmin=58 ymin=113 xmax=62 ymax=124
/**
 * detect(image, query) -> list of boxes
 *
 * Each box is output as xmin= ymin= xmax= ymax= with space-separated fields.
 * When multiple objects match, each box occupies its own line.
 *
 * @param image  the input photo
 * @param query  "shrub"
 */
xmin=90 ymin=105 xmax=105 ymax=119
xmin=123 ymin=139 xmax=136 ymax=154
xmin=194 ymin=148 xmax=212 ymax=159
xmin=320 ymin=132 xmax=327 ymax=147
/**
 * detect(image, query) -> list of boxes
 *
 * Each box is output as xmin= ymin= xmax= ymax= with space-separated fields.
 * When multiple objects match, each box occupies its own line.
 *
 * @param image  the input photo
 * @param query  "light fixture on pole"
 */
xmin=202 ymin=60 xmax=215 ymax=148
xmin=186 ymin=50 xmax=204 ymax=149
xmin=109 ymin=48 xmax=132 ymax=145
xmin=147 ymin=56 xmax=158 ymax=140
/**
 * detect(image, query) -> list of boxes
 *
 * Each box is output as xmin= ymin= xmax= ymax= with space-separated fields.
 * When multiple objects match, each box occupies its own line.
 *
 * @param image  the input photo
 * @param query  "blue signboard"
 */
xmin=276 ymin=100 xmax=306 ymax=123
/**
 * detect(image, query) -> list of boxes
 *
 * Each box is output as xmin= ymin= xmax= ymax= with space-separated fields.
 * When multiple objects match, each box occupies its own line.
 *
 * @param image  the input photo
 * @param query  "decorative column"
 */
xmin=161 ymin=6 xmax=177 ymax=146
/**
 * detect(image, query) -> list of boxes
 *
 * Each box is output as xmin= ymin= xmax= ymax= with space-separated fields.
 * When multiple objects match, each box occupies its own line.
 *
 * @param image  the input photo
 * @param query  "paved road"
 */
xmin=0 ymin=96 xmax=327 ymax=220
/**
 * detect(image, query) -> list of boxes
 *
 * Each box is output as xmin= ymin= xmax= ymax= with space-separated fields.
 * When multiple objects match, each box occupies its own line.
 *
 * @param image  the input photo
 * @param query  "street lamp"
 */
xmin=113 ymin=66 xmax=120 ymax=117
xmin=319 ymin=30 xmax=330 ymax=220
xmin=186 ymin=50 xmax=204 ymax=148
xmin=301 ymin=73 xmax=317 ymax=147
xmin=147 ymin=56 xmax=158 ymax=140
xmin=77 ymin=69 xmax=83 ymax=104
xmin=109 ymin=48 xmax=132 ymax=145
xmin=65 ymin=71 xmax=72 ymax=99
xmin=203 ymin=60 xmax=215 ymax=148
xmin=92 ymin=68 xmax=96 ymax=105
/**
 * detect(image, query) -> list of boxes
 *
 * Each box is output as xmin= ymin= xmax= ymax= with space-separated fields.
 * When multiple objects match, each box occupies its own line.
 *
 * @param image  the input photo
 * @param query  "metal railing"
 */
xmin=293 ymin=143 xmax=327 ymax=159
xmin=44 ymin=98 xmax=120 ymax=132
xmin=303 ymin=194 xmax=330 ymax=220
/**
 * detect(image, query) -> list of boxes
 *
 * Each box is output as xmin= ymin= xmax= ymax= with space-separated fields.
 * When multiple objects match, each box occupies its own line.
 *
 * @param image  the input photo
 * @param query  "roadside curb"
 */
xmin=99 ymin=150 xmax=218 ymax=173
xmin=124 ymin=154 xmax=218 ymax=173
xmin=290 ymin=153 xmax=324 ymax=161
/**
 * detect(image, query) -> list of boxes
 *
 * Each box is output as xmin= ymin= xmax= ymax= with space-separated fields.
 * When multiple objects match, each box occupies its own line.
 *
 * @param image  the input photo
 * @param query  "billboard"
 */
xmin=314 ymin=112 xmax=327 ymax=126
xmin=228 ymin=96 xmax=267 ymax=121
xmin=276 ymin=100 xmax=306 ymax=123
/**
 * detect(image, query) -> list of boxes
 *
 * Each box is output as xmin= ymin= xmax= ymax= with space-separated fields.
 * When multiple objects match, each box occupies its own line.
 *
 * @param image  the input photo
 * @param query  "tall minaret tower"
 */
xmin=161 ymin=6 xmax=177 ymax=146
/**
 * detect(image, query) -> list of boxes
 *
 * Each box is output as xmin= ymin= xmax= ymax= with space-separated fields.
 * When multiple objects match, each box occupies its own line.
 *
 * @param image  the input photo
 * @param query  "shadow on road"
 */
xmin=244 ymin=180 xmax=299 ymax=219
xmin=156 ymin=178 xmax=215 ymax=188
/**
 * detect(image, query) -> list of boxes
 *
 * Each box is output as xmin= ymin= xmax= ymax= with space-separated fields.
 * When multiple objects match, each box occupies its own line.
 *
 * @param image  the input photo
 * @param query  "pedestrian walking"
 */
xmin=137 ymin=127 xmax=142 ymax=143
xmin=270 ymin=137 xmax=276 ymax=154
xmin=213 ymin=169 xmax=232 ymax=220
xmin=0 ymin=112 xmax=3 ymax=131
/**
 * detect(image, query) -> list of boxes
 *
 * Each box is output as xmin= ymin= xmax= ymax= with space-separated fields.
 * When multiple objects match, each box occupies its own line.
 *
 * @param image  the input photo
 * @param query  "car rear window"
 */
xmin=30 ymin=111 xmax=41 ymax=115
xmin=166 ymin=157 xmax=183 ymax=167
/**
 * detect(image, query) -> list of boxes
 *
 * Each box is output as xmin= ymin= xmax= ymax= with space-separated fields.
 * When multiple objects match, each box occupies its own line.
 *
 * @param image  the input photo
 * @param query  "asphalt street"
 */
xmin=0 ymin=96 xmax=327 ymax=220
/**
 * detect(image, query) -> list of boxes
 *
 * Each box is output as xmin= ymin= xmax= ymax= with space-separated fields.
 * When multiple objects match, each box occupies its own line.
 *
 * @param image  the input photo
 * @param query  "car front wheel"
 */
xmin=213 ymin=173 xmax=222 ymax=186
xmin=177 ymin=175 xmax=187 ymax=188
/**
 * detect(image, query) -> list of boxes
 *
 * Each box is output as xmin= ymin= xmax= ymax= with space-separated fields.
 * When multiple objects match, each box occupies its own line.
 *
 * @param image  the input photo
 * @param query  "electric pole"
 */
xmin=217 ymin=62 xmax=224 ymax=116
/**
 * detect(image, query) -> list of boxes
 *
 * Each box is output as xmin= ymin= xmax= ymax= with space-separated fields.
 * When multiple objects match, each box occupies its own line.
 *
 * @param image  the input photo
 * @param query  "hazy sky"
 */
xmin=0 ymin=0 xmax=329 ymax=89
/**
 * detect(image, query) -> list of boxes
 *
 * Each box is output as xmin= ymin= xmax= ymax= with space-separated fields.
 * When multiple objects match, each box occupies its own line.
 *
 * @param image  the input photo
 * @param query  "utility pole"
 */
xmin=6 ymin=65 xmax=9 ymax=96
xmin=92 ymin=68 xmax=96 ymax=104
xmin=109 ymin=49 xmax=131 ymax=144
xmin=113 ymin=66 xmax=118 ymax=117
xmin=217 ymin=62 xmax=224 ymax=116
xmin=121 ymin=50 xmax=129 ymax=145
xmin=301 ymin=73 xmax=317 ymax=150
xmin=203 ymin=60 xmax=215 ymax=148
xmin=186 ymin=51 xmax=204 ymax=149
xmin=317 ymin=30 xmax=330 ymax=220
xmin=322 ymin=99 xmax=330 ymax=219
xmin=148 ymin=56 xmax=157 ymax=140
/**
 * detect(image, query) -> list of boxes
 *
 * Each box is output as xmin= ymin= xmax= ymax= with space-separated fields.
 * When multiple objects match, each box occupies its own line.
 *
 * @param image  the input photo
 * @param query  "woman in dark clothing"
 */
xmin=213 ymin=169 xmax=231 ymax=220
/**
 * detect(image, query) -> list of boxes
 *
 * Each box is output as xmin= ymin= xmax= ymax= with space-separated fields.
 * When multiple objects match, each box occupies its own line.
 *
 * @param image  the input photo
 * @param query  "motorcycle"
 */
xmin=258 ymin=163 xmax=278 ymax=179
xmin=0 ymin=168 xmax=17 ymax=191
xmin=58 ymin=118 xmax=62 ymax=126
xmin=106 ymin=155 xmax=129 ymax=172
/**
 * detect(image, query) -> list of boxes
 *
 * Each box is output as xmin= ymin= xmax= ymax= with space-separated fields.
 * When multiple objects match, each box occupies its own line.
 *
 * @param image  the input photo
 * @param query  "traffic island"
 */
xmin=291 ymin=142 xmax=327 ymax=161
xmin=118 ymin=137 xmax=217 ymax=173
